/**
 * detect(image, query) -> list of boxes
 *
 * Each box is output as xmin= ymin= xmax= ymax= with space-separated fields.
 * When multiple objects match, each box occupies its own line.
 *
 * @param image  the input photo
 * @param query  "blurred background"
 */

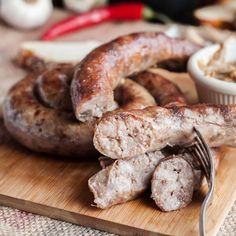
xmin=52 ymin=0 xmax=228 ymax=24
xmin=1 ymin=0 xmax=235 ymax=36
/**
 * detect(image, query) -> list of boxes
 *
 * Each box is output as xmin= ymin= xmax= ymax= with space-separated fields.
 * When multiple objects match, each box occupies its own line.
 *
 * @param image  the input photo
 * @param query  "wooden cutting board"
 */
xmin=0 ymin=122 xmax=235 ymax=236
xmin=0 ymin=9 xmax=235 ymax=236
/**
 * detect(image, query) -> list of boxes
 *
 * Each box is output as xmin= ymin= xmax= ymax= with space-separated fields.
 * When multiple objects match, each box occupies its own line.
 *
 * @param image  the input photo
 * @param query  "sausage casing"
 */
xmin=71 ymin=32 xmax=200 ymax=122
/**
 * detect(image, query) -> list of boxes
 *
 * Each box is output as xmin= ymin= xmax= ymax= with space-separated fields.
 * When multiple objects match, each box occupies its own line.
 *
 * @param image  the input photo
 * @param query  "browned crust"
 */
xmin=35 ymin=65 xmax=74 ymax=111
xmin=15 ymin=49 xmax=74 ymax=72
xmin=114 ymin=79 xmax=156 ymax=111
xmin=133 ymin=71 xmax=186 ymax=106
xmin=3 ymin=73 xmax=97 ymax=158
xmin=15 ymin=50 xmax=47 ymax=72
xmin=71 ymin=32 xmax=200 ymax=122
xmin=2 ymin=70 xmax=155 ymax=157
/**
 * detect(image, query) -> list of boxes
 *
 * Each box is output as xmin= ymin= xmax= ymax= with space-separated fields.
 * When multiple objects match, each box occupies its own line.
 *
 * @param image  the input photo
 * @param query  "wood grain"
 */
xmin=0 ymin=9 xmax=235 ymax=236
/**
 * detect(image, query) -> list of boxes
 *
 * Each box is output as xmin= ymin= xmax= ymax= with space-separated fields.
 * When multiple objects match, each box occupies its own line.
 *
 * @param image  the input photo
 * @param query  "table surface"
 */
xmin=0 ymin=9 xmax=235 ymax=236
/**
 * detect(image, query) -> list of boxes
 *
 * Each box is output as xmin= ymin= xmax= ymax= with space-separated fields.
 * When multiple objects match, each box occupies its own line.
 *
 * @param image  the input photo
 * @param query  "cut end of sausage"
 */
xmin=93 ymin=110 xmax=158 ymax=159
xmin=151 ymin=156 xmax=194 ymax=212
xmin=73 ymin=94 xmax=118 ymax=122
xmin=89 ymin=150 xmax=165 ymax=209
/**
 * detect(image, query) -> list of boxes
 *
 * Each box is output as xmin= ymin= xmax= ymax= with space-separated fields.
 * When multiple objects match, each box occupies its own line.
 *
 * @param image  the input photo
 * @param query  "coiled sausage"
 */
xmin=71 ymin=32 xmax=200 ymax=122
xmin=3 ymin=67 xmax=156 ymax=157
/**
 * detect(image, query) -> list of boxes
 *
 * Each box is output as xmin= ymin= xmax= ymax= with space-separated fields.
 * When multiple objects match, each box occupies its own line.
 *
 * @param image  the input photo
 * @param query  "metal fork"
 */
xmin=185 ymin=127 xmax=215 ymax=236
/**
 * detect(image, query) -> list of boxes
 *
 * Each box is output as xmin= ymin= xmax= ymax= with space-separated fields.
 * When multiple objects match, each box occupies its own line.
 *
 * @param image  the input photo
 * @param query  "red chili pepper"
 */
xmin=42 ymin=3 xmax=172 ymax=41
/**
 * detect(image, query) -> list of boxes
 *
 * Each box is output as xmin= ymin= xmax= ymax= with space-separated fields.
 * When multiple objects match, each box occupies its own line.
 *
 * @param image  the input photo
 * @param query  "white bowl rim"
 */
xmin=187 ymin=44 xmax=236 ymax=95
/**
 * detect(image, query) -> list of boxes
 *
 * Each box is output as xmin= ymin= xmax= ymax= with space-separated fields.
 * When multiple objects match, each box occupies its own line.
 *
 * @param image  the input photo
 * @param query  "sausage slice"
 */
xmin=88 ymin=151 xmax=165 ymax=209
xmin=151 ymin=156 xmax=194 ymax=211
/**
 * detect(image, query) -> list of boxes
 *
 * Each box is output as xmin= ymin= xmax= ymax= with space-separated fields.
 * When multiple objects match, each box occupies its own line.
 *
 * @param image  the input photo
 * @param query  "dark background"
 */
xmin=52 ymin=0 xmax=209 ymax=24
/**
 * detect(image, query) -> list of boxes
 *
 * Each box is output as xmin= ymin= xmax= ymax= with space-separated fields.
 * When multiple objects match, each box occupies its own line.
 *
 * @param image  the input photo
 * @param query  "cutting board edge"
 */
xmin=209 ymin=192 xmax=236 ymax=236
xmin=1 ymin=192 xmax=234 ymax=236
xmin=0 ymin=193 xmax=168 ymax=236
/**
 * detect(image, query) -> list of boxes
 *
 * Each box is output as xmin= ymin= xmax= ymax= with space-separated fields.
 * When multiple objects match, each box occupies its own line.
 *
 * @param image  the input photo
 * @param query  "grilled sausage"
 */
xmin=133 ymin=71 xmax=186 ymax=107
xmin=94 ymin=104 xmax=236 ymax=159
xmin=35 ymin=65 xmax=73 ymax=111
xmin=3 ymin=74 xmax=96 ymax=157
xmin=91 ymin=76 xmax=222 ymax=209
xmin=71 ymin=32 xmax=200 ymax=122
xmin=3 ymin=68 xmax=155 ymax=157
xmin=90 ymin=68 xmax=222 ymax=209
xmin=114 ymin=78 xmax=156 ymax=110
xmin=151 ymin=156 xmax=194 ymax=211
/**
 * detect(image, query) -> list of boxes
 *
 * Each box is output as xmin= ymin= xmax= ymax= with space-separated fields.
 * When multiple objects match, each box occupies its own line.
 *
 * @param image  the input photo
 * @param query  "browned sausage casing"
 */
xmin=71 ymin=32 xmax=200 ymax=122
xmin=3 ymin=75 xmax=96 ymax=157
xmin=94 ymin=104 xmax=236 ymax=159
xmin=35 ymin=65 xmax=73 ymax=111
xmin=3 ymin=68 xmax=155 ymax=157
xmin=134 ymin=71 xmax=186 ymax=106
xmin=114 ymin=78 xmax=156 ymax=111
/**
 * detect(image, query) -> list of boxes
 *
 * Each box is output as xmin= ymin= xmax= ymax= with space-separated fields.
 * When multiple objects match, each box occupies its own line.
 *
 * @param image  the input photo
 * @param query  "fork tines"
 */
xmin=185 ymin=127 xmax=213 ymax=183
xmin=185 ymin=127 xmax=215 ymax=236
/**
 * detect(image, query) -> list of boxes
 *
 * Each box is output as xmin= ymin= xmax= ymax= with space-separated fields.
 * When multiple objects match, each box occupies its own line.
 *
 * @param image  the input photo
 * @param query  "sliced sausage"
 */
xmin=162 ymin=146 xmax=221 ymax=190
xmin=89 ymin=146 xmax=221 ymax=209
xmin=94 ymin=104 xmax=236 ymax=159
xmin=71 ymin=32 xmax=200 ymax=122
xmin=151 ymin=156 xmax=194 ymax=211
xmin=88 ymin=150 xmax=165 ymax=209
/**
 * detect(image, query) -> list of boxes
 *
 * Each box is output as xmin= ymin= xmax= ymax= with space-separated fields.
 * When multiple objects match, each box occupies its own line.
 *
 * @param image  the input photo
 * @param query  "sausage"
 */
xmin=35 ymin=65 xmax=73 ymax=111
xmin=133 ymin=71 xmax=186 ymax=107
xmin=93 ymin=104 xmax=236 ymax=159
xmin=3 ymin=74 xmax=96 ymax=157
xmin=151 ymin=156 xmax=194 ymax=211
xmin=3 ymin=68 xmax=155 ymax=157
xmin=71 ymin=32 xmax=200 ymax=122
xmin=133 ymin=73 xmax=222 ymax=189
xmin=91 ymin=70 xmax=222 ymax=209
xmin=88 ymin=150 xmax=165 ymax=209
xmin=15 ymin=49 xmax=48 ymax=72
xmin=15 ymin=48 xmax=75 ymax=72
xmin=162 ymin=147 xmax=202 ymax=190
xmin=89 ymin=146 xmax=221 ymax=209
xmin=114 ymin=78 xmax=156 ymax=111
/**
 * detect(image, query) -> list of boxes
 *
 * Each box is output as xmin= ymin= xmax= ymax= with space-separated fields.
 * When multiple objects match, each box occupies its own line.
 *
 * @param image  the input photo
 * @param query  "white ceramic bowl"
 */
xmin=188 ymin=44 xmax=236 ymax=104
